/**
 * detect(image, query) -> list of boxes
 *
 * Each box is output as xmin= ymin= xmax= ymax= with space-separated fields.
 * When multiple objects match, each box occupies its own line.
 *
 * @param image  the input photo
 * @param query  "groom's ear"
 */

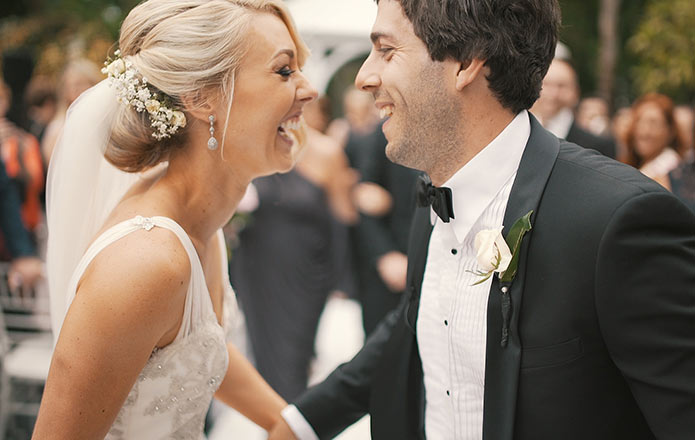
xmin=454 ymin=58 xmax=486 ymax=91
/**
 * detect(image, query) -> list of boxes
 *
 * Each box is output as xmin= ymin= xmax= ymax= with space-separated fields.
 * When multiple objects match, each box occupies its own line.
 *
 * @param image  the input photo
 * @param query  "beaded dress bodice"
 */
xmin=65 ymin=216 xmax=231 ymax=440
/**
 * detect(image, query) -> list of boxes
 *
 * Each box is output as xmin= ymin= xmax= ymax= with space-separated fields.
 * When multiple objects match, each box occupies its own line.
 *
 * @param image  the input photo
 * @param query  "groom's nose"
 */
xmin=355 ymin=51 xmax=380 ymax=93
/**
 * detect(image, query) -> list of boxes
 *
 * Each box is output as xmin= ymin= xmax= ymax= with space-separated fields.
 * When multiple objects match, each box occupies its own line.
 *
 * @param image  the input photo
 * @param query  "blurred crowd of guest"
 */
xmin=1 ymin=54 xmax=100 ymax=295
xmin=0 ymin=41 xmax=694 ymax=413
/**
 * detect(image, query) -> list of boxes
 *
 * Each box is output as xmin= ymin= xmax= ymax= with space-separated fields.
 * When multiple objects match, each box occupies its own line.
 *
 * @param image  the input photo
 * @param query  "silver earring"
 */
xmin=207 ymin=115 xmax=218 ymax=150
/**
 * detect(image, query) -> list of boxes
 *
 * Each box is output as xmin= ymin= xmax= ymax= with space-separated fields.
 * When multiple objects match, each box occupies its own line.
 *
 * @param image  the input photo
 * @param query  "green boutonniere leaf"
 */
xmin=499 ymin=210 xmax=533 ymax=283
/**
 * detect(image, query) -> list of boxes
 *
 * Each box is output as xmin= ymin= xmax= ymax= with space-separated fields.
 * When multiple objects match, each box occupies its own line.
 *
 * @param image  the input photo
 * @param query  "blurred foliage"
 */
xmin=628 ymin=0 xmax=695 ymax=100
xmin=1 ymin=0 xmax=693 ymax=107
xmin=558 ymin=0 xmax=649 ymax=107
xmin=0 ymin=0 xmax=139 ymax=79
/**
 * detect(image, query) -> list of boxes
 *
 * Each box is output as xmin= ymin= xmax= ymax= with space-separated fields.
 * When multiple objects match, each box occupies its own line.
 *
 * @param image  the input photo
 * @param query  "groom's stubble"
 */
xmin=385 ymin=61 xmax=463 ymax=181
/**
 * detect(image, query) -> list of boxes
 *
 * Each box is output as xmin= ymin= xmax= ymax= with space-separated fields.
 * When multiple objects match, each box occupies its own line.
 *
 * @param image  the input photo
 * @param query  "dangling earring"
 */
xmin=207 ymin=115 xmax=218 ymax=150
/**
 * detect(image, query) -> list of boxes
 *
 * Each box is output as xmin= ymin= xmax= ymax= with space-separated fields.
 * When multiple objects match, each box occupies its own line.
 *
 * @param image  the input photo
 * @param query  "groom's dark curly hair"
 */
xmin=376 ymin=0 xmax=561 ymax=114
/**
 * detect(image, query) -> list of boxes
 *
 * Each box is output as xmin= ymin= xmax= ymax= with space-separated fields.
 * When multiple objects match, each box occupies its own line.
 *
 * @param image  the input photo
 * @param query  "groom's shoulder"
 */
xmin=551 ymin=140 xmax=666 ymax=200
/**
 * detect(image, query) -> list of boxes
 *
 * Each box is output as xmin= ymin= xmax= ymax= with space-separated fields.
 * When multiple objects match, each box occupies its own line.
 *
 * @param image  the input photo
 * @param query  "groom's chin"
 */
xmin=385 ymin=141 xmax=410 ymax=167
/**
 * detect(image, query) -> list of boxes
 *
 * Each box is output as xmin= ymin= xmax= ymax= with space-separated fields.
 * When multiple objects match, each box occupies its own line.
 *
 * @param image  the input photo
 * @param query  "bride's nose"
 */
xmin=297 ymin=73 xmax=318 ymax=104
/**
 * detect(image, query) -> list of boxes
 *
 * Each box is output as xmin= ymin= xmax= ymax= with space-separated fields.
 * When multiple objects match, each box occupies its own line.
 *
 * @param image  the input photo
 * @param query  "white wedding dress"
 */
xmin=63 ymin=215 xmax=232 ymax=439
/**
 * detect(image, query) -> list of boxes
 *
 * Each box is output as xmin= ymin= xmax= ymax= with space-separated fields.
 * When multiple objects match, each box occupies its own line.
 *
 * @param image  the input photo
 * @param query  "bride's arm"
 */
xmin=214 ymin=343 xmax=287 ymax=431
xmin=32 ymin=230 xmax=190 ymax=440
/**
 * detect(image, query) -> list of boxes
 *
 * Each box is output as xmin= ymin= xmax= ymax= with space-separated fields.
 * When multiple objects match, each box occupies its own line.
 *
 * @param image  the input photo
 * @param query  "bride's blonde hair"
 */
xmin=106 ymin=0 xmax=309 ymax=172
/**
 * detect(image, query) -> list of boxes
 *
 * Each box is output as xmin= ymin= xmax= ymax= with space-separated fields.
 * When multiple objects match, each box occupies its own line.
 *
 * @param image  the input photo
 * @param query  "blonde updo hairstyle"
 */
xmin=106 ymin=0 xmax=309 ymax=172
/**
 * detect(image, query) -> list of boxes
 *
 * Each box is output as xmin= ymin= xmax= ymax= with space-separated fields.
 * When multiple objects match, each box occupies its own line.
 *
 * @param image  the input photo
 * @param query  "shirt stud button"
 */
xmin=444 ymin=320 xmax=448 ymax=326
xmin=451 ymin=248 xmax=457 ymax=255
xmin=446 ymin=390 xmax=450 ymax=396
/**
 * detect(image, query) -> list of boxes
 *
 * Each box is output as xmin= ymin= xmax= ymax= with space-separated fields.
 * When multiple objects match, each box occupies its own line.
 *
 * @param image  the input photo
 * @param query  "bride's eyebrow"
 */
xmin=272 ymin=49 xmax=295 ymax=60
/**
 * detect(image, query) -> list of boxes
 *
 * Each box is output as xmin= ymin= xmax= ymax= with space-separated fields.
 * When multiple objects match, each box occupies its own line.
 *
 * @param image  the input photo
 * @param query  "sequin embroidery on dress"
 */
xmin=65 ymin=216 xmax=231 ymax=440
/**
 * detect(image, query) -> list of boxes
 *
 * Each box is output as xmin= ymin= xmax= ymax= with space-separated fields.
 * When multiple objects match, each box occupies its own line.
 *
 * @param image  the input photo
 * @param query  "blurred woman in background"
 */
xmin=621 ymin=93 xmax=685 ymax=180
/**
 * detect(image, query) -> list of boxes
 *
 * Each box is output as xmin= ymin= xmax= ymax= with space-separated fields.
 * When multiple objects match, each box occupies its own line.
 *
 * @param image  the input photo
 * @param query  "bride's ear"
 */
xmin=454 ymin=58 xmax=486 ymax=91
xmin=180 ymin=92 xmax=217 ymax=124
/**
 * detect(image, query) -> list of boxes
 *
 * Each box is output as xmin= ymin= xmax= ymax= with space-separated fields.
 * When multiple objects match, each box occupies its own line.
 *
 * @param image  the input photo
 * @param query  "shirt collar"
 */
xmin=431 ymin=110 xmax=531 ymax=243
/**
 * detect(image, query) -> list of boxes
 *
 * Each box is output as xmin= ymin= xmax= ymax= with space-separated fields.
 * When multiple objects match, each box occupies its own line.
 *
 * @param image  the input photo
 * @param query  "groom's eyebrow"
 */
xmin=370 ymin=32 xmax=392 ymax=45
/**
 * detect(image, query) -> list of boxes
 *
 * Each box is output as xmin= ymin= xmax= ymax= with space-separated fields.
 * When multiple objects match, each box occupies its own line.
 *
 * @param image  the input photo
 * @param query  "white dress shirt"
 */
xmin=283 ymin=111 xmax=530 ymax=439
xmin=418 ymin=111 xmax=529 ymax=439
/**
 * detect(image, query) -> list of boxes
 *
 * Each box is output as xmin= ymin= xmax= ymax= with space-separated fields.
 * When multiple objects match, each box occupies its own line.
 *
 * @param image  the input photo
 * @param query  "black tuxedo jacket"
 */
xmin=566 ymin=119 xmax=617 ymax=159
xmin=295 ymin=117 xmax=695 ymax=439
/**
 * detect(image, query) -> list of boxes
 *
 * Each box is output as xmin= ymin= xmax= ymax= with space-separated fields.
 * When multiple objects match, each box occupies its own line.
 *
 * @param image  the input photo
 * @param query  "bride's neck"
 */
xmin=151 ymin=147 xmax=249 ymax=244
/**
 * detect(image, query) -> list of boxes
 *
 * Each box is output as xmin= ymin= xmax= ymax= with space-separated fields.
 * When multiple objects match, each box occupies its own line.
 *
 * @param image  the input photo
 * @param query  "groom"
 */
xmin=271 ymin=0 xmax=695 ymax=439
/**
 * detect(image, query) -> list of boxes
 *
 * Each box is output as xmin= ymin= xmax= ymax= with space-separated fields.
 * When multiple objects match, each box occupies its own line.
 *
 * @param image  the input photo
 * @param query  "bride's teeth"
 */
xmin=280 ymin=117 xmax=302 ymax=132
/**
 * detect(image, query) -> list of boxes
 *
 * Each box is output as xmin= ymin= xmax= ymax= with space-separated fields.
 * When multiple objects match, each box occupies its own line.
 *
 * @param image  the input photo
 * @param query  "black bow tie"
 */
xmin=416 ymin=174 xmax=454 ymax=223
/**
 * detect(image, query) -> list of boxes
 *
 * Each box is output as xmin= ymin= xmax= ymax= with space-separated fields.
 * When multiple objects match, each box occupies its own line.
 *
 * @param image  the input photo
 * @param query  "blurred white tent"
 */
xmin=287 ymin=0 xmax=377 ymax=93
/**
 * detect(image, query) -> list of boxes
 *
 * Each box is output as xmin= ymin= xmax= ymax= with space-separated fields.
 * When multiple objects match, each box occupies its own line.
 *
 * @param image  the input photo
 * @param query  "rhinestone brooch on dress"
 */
xmin=134 ymin=215 xmax=155 ymax=231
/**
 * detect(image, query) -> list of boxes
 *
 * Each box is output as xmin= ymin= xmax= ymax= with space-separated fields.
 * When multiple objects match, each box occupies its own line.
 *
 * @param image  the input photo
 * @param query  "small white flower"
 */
xmin=473 ymin=227 xmax=512 ymax=275
xmin=171 ymin=111 xmax=186 ymax=128
xmin=106 ymin=58 xmax=126 ymax=76
xmin=104 ymin=51 xmax=185 ymax=140
xmin=145 ymin=99 xmax=161 ymax=113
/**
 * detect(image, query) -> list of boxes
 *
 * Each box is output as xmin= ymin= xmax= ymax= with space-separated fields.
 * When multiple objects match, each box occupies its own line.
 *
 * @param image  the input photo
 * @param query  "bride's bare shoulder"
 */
xmin=76 ymin=226 xmax=192 ymax=322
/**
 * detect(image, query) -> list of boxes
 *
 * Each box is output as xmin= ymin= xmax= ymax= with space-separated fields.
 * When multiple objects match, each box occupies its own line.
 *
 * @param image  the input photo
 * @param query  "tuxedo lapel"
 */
xmin=482 ymin=116 xmax=560 ymax=440
xmin=405 ymin=206 xmax=434 ymax=332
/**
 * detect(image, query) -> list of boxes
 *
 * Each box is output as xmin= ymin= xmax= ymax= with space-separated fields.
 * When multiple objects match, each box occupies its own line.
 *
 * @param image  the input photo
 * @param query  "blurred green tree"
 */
xmin=558 ymin=0 xmax=649 ymax=108
xmin=629 ymin=0 xmax=695 ymax=101
xmin=1 ymin=0 xmax=138 ymax=79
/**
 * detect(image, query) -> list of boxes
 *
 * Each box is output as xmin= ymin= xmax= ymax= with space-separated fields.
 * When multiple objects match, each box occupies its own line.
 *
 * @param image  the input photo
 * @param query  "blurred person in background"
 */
xmin=622 ymin=93 xmax=684 ymax=180
xmin=349 ymin=121 xmax=420 ymax=336
xmin=657 ymin=104 xmax=695 ymax=213
xmin=532 ymin=57 xmax=616 ymax=159
xmin=0 ymin=159 xmax=43 ymax=291
xmin=229 ymin=95 xmax=357 ymax=403
xmin=1 ymin=49 xmax=34 ymax=131
xmin=611 ymin=106 xmax=632 ymax=160
xmin=576 ymin=96 xmax=611 ymax=137
xmin=0 ymin=80 xmax=44 ymax=234
xmin=40 ymin=58 xmax=101 ymax=164
xmin=328 ymin=86 xmax=380 ymax=157
xmin=25 ymin=76 xmax=57 ymax=144
xmin=330 ymin=86 xmax=420 ymax=336
xmin=673 ymin=105 xmax=694 ymax=159
xmin=33 ymin=0 xmax=318 ymax=438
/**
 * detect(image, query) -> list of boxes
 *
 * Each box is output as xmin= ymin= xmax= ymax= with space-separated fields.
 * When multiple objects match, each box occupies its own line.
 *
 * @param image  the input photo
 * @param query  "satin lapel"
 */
xmin=482 ymin=116 xmax=560 ymax=440
xmin=405 ymin=206 xmax=434 ymax=333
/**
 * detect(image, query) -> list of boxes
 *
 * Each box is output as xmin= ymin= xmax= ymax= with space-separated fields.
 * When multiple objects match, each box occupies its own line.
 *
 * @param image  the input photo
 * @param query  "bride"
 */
xmin=32 ymin=0 xmax=317 ymax=438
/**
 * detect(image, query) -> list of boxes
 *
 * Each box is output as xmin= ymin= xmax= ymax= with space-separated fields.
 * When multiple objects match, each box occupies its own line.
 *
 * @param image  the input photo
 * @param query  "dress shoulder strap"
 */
xmin=64 ymin=215 xmax=208 ymax=340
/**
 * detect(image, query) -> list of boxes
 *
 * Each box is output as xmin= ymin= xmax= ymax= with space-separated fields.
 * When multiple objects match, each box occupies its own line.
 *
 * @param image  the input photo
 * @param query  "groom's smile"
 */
xmin=356 ymin=0 xmax=462 ymax=179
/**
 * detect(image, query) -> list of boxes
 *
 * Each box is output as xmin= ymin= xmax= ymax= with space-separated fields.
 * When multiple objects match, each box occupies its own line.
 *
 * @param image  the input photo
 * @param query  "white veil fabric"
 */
xmin=46 ymin=80 xmax=140 ymax=342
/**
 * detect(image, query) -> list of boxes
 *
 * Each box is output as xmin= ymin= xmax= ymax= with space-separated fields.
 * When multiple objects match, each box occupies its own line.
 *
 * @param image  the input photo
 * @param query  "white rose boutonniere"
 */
xmin=468 ymin=211 xmax=534 ymax=348
xmin=468 ymin=210 xmax=533 ymax=286
xmin=470 ymin=228 xmax=513 ymax=285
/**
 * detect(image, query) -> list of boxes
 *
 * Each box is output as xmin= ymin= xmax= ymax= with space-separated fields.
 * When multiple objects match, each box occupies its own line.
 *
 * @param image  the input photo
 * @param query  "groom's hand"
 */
xmin=268 ymin=418 xmax=299 ymax=440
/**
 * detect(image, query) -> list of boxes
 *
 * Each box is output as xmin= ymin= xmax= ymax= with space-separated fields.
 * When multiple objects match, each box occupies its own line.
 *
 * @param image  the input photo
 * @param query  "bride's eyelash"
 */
xmin=277 ymin=66 xmax=295 ymax=78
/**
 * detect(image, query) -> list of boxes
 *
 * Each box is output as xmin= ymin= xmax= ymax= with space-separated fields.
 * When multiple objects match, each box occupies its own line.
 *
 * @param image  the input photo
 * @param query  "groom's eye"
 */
xmin=378 ymin=46 xmax=395 ymax=59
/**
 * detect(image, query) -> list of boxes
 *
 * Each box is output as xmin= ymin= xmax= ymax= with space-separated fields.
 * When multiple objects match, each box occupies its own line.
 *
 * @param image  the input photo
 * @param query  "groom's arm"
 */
xmin=596 ymin=190 xmax=695 ymax=439
xmin=280 ymin=298 xmax=405 ymax=439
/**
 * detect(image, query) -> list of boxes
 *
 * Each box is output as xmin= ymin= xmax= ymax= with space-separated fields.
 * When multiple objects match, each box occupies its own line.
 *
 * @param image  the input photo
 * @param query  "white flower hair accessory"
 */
xmin=102 ymin=50 xmax=186 ymax=140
